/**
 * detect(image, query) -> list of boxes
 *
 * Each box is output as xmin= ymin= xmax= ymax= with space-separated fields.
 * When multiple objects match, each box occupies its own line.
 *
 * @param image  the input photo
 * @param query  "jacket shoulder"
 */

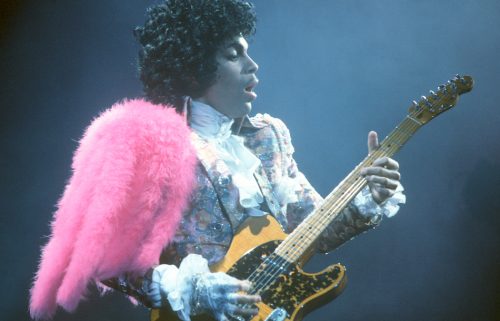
xmin=249 ymin=113 xmax=287 ymax=130
xmin=247 ymin=113 xmax=293 ymax=154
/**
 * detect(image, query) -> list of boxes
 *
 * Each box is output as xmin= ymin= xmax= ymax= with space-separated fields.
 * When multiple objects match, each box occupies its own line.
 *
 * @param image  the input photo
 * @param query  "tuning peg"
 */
xmin=421 ymin=95 xmax=432 ymax=107
xmin=409 ymin=100 xmax=419 ymax=113
xmin=450 ymin=82 xmax=458 ymax=93
xmin=429 ymin=90 xmax=436 ymax=97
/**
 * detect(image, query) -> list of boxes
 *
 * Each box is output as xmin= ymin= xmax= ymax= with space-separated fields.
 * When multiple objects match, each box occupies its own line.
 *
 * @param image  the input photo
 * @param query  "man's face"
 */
xmin=197 ymin=36 xmax=259 ymax=119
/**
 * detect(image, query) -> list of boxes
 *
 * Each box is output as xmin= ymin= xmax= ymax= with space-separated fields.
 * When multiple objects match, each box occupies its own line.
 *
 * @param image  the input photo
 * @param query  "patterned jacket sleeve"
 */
xmin=284 ymin=159 xmax=383 ymax=253
xmin=100 ymin=273 xmax=154 ymax=307
xmin=100 ymin=242 xmax=183 ymax=309
xmin=269 ymin=118 xmax=383 ymax=253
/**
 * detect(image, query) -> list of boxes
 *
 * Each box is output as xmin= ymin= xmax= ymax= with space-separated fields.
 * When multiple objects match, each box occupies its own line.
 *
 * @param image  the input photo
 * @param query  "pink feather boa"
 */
xmin=30 ymin=99 xmax=196 ymax=319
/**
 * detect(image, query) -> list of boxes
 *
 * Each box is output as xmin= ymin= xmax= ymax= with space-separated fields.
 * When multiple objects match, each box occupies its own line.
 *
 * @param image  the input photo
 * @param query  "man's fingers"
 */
xmin=362 ymin=141 xmax=403 ymax=204
xmin=215 ymin=276 xmax=251 ymax=293
xmin=226 ymin=279 xmax=251 ymax=292
xmin=367 ymin=131 xmax=379 ymax=154
xmin=372 ymin=188 xmax=396 ymax=203
xmin=227 ymin=293 xmax=261 ymax=304
xmin=227 ymin=303 xmax=260 ymax=317
xmin=361 ymin=167 xmax=401 ymax=181
xmin=365 ymin=176 xmax=399 ymax=189
xmin=372 ymin=157 xmax=399 ymax=170
xmin=241 ymin=280 xmax=252 ymax=292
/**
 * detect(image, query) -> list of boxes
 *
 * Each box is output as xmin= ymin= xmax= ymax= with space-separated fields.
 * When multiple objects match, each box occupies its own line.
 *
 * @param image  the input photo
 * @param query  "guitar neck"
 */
xmin=275 ymin=115 xmax=423 ymax=262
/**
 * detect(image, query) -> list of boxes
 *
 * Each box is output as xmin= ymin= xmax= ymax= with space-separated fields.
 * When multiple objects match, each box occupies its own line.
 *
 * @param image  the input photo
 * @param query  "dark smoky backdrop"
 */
xmin=1 ymin=0 xmax=499 ymax=320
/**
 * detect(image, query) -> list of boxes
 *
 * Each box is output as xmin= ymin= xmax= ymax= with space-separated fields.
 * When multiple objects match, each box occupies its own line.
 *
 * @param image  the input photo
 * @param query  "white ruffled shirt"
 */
xmin=189 ymin=100 xmax=266 ymax=216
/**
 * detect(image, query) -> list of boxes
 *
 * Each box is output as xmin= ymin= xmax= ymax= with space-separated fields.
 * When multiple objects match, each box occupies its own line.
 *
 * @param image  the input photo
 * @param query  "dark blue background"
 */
xmin=1 ymin=0 xmax=499 ymax=320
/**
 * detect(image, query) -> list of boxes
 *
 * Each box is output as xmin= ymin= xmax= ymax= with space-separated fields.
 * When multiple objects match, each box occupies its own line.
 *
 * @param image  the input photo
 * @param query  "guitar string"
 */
xmin=249 ymin=120 xmax=418 ymax=296
xmin=244 ymin=118 xmax=420 ymax=295
xmin=245 ymin=121 xmax=419 ymax=299
xmin=244 ymin=117 xmax=421 ymax=297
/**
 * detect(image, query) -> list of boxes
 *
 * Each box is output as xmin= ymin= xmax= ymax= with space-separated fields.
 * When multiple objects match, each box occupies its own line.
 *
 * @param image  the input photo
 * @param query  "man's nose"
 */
xmin=246 ymin=56 xmax=259 ymax=74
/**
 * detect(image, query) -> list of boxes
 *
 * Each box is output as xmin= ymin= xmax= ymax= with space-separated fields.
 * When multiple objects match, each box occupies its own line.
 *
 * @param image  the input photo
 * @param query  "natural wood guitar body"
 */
xmin=151 ymin=215 xmax=347 ymax=321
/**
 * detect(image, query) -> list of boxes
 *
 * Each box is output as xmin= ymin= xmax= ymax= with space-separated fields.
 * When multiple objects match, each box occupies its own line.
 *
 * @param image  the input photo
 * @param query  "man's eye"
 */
xmin=227 ymin=53 xmax=238 ymax=61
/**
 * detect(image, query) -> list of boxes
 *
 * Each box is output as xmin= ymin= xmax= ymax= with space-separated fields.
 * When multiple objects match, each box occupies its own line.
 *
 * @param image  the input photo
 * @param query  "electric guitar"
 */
xmin=151 ymin=75 xmax=474 ymax=321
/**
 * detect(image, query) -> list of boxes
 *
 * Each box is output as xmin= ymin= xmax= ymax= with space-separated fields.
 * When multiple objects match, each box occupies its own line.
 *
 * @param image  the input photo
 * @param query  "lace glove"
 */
xmin=145 ymin=254 xmax=260 ymax=321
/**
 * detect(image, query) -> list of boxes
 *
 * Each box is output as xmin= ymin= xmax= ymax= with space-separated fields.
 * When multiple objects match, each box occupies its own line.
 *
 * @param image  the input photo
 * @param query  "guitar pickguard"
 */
xmin=226 ymin=241 xmax=345 ymax=321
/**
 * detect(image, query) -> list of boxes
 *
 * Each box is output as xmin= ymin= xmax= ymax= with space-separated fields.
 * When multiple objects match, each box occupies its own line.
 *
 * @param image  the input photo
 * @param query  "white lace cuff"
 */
xmin=353 ymin=183 xmax=406 ymax=219
xmin=150 ymin=254 xmax=210 ymax=321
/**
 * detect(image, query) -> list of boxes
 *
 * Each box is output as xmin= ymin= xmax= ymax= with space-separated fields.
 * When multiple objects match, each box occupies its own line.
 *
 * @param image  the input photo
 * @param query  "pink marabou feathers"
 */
xmin=30 ymin=99 xmax=196 ymax=319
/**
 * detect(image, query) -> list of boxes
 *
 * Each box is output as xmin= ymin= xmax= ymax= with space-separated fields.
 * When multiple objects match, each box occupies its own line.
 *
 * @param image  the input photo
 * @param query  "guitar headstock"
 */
xmin=408 ymin=75 xmax=473 ymax=124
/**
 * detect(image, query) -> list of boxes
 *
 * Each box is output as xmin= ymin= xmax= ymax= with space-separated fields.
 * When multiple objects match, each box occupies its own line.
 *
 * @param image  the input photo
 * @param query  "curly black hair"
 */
xmin=134 ymin=0 xmax=256 ymax=111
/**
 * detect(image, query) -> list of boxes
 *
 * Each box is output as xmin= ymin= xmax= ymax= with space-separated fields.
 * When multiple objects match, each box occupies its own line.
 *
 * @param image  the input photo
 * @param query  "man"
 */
xmin=30 ymin=1 xmax=404 ymax=320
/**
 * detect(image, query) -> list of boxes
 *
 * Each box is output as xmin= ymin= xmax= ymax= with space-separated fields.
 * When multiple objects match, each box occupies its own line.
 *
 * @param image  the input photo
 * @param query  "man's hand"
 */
xmin=192 ymin=272 xmax=260 ymax=321
xmin=360 ymin=131 xmax=401 ymax=204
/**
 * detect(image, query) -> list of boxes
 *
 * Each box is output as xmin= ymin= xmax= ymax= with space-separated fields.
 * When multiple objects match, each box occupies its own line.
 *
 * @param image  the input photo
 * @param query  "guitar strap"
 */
xmin=254 ymin=164 xmax=289 ymax=228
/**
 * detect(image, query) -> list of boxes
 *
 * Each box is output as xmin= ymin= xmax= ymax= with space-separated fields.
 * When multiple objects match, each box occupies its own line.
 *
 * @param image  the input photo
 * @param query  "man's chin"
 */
xmin=230 ymin=103 xmax=252 ymax=119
